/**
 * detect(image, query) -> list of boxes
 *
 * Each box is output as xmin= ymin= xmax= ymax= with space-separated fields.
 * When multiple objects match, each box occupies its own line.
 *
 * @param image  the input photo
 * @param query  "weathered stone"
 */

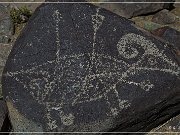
xmin=0 ymin=100 xmax=8 ymax=130
xmin=0 ymin=44 xmax=13 ymax=99
xmin=0 ymin=4 xmax=14 ymax=43
xmin=152 ymin=9 xmax=177 ymax=25
xmin=131 ymin=7 xmax=180 ymax=32
xmin=0 ymin=44 xmax=12 ymax=67
xmin=89 ymin=0 xmax=174 ymax=18
xmin=133 ymin=20 xmax=163 ymax=31
xmin=171 ymin=6 xmax=180 ymax=17
xmin=3 ymin=0 xmax=44 ymax=13
xmin=168 ymin=7 xmax=180 ymax=32
xmin=2 ymin=2 xmax=180 ymax=133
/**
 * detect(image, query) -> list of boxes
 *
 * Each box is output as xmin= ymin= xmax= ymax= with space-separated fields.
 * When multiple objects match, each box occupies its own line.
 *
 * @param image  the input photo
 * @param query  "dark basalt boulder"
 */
xmin=2 ymin=2 xmax=180 ymax=133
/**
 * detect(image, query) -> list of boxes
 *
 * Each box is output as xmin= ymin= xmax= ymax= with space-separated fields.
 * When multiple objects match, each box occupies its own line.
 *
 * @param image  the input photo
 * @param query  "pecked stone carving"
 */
xmin=2 ymin=2 xmax=180 ymax=133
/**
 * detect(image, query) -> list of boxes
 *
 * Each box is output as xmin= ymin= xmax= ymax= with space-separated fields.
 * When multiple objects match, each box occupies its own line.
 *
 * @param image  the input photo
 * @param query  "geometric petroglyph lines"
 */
xmin=91 ymin=8 xmax=105 ymax=65
xmin=6 ymin=54 xmax=131 ymax=129
xmin=46 ymin=102 xmax=58 ymax=130
xmin=53 ymin=10 xmax=62 ymax=66
xmin=60 ymin=113 xmax=75 ymax=126
xmin=92 ymin=8 xmax=105 ymax=34
xmin=136 ymin=67 xmax=179 ymax=76
xmin=50 ymin=10 xmax=68 ymax=129
xmin=109 ymin=99 xmax=130 ymax=117
xmin=126 ymin=80 xmax=154 ymax=92
xmin=5 ymin=26 xmax=180 ymax=131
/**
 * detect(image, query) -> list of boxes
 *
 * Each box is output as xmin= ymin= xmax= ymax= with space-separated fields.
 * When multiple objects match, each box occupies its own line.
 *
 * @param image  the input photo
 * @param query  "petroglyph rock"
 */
xmin=2 ymin=2 xmax=180 ymax=133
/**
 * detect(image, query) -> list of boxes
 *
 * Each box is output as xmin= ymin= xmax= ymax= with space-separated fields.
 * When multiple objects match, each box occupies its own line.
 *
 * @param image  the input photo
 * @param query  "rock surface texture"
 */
xmin=149 ymin=114 xmax=180 ymax=133
xmin=2 ymin=3 xmax=180 ymax=133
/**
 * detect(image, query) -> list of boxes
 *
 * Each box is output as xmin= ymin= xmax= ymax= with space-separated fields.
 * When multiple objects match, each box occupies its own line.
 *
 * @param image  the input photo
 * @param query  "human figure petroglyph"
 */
xmin=4 ymin=8 xmax=179 ymax=130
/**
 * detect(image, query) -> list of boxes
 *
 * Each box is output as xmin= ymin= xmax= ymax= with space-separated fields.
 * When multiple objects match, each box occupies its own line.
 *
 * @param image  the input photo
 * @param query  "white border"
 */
xmin=0 ymin=1 xmax=179 ymax=3
xmin=0 ymin=0 xmax=179 ymax=134
xmin=0 ymin=132 xmax=180 ymax=134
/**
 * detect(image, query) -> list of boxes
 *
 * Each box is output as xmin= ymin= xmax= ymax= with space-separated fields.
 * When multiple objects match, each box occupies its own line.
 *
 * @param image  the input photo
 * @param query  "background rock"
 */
xmin=89 ymin=0 xmax=174 ymax=18
xmin=0 ymin=44 xmax=13 ymax=99
xmin=131 ymin=7 xmax=180 ymax=32
xmin=152 ymin=9 xmax=177 ymax=25
xmin=2 ymin=2 xmax=180 ymax=133
xmin=0 ymin=4 xmax=14 ymax=43
xmin=3 ymin=0 xmax=44 ymax=13
xmin=131 ymin=18 xmax=163 ymax=31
